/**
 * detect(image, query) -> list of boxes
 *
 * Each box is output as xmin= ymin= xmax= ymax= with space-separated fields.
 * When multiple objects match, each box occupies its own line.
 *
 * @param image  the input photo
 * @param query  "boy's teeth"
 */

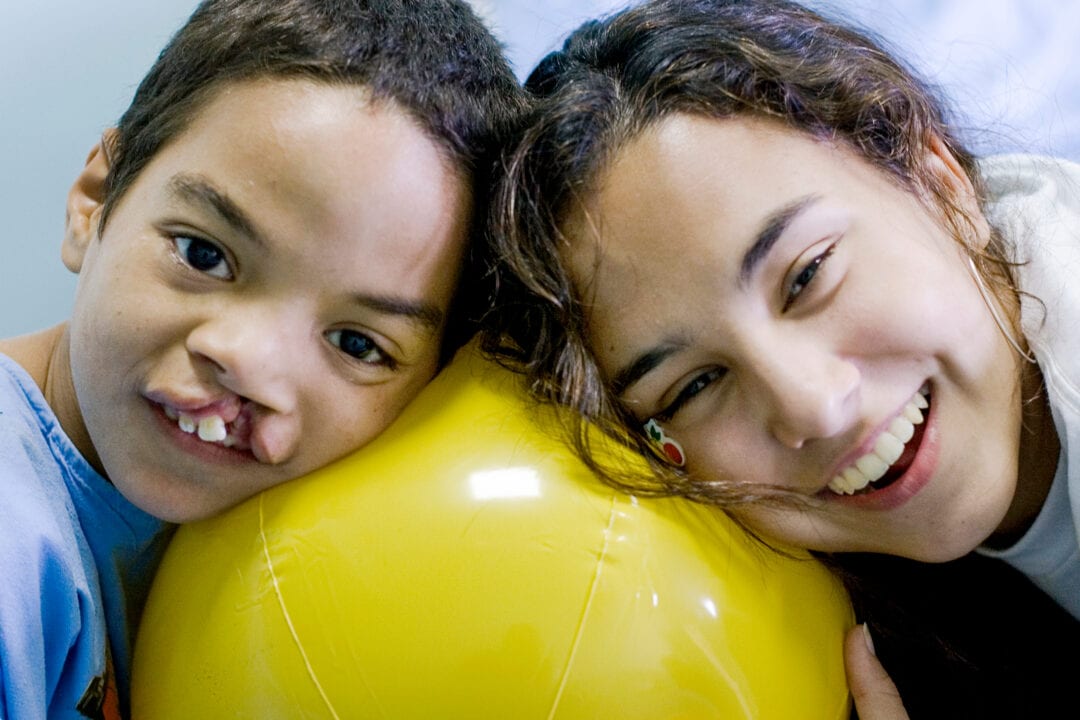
xmin=178 ymin=413 xmax=197 ymax=434
xmin=171 ymin=410 xmax=230 ymax=445
xmin=826 ymin=389 xmax=928 ymax=496
xmin=198 ymin=415 xmax=228 ymax=442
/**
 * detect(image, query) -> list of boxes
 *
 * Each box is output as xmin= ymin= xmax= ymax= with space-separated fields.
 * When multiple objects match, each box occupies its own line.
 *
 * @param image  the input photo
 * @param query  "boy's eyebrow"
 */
xmin=738 ymin=194 xmax=820 ymax=286
xmin=168 ymin=174 xmax=260 ymax=243
xmin=168 ymin=173 xmax=444 ymax=332
xmin=352 ymin=292 xmax=445 ymax=332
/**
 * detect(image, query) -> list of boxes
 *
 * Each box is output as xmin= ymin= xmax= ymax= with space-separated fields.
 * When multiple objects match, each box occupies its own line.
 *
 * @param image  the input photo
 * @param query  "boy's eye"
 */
xmin=656 ymin=367 xmax=725 ymax=421
xmin=326 ymin=329 xmax=393 ymax=367
xmin=782 ymin=240 xmax=838 ymax=312
xmin=174 ymin=236 xmax=232 ymax=279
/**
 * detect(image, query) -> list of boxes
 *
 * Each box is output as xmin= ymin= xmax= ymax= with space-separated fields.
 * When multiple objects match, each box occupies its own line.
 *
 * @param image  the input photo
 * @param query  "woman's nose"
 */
xmin=750 ymin=344 xmax=860 ymax=450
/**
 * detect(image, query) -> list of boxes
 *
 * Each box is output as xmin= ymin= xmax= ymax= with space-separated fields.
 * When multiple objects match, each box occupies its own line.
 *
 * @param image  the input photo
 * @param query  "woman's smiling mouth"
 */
xmin=827 ymin=387 xmax=929 ymax=496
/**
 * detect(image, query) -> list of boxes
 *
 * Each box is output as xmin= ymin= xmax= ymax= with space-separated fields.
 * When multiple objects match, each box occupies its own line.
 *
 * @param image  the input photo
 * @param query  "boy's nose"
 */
xmin=185 ymin=305 xmax=299 ymax=415
xmin=750 ymin=344 xmax=860 ymax=450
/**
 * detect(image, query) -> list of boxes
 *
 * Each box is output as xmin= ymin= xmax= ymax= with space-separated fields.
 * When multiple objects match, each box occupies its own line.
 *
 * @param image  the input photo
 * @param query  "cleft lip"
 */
xmin=150 ymin=392 xmax=244 ymax=425
xmin=146 ymin=386 xmax=272 ymax=460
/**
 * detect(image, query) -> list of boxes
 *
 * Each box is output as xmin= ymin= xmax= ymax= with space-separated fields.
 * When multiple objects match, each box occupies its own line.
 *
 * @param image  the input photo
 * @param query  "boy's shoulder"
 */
xmin=0 ymin=351 xmax=111 ymax=720
xmin=0 ymin=349 xmax=162 ymax=547
xmin=0 ymin=324 xmax=65 ymax=391
xmin=0 ymin=351 xmax=129 ymax=606
xmin=0 ymin=349 xmax=94 ymax=566
xmin=0 ymin=350 xmax=167 ymax=719
xmin=0 ymin=349 xmax=75 ymax=477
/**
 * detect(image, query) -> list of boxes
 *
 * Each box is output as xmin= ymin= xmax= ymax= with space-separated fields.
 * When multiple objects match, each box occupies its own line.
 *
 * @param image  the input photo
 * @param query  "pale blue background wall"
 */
xmin=2 ymin=1 xmax=1076 ymax=337
xmin=0 ymin=0 xmax=201 ymax=337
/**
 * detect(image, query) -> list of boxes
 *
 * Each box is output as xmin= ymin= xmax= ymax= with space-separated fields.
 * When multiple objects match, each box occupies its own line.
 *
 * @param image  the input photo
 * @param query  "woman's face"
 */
xmin=564 ymin=113 xmax=1025 ymax=561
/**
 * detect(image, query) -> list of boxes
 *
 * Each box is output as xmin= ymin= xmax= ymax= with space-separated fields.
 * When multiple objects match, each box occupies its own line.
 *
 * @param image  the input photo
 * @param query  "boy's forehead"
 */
xmin=160 ymin=79 xmax=462 ymax=204
xmin=115 ymin=78 xmax=470 ymax=314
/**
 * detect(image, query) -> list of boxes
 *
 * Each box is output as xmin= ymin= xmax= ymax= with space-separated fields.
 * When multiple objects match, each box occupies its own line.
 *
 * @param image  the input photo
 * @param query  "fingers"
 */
xmin=845 ymin=624 xmax=909 ymax=720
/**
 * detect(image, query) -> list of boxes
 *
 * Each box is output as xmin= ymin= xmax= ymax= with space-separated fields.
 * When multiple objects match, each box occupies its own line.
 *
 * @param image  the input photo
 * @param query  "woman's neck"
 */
xmin=985 ymin=358 xmax=1060 ymax=549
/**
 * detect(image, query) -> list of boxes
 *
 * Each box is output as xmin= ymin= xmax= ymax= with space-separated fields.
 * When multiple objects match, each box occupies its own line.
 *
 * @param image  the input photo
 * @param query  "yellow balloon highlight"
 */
xmin=132 ymin=346 xmax=852 ymax=719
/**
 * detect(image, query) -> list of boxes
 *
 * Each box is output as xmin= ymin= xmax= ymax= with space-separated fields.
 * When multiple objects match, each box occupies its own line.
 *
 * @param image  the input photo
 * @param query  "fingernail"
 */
xmin=861 ymin=623 xmax=876 ymax=656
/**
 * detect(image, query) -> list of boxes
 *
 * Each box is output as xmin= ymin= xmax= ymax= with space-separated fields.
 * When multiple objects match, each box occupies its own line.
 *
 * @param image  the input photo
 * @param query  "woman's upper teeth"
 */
xmin=827 ymin=390 xmax=928 ymax=495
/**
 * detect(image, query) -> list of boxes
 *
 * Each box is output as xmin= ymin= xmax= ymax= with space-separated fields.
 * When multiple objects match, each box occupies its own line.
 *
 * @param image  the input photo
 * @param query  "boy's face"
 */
xmin=63 ymin=79 xmax=470 ymax=522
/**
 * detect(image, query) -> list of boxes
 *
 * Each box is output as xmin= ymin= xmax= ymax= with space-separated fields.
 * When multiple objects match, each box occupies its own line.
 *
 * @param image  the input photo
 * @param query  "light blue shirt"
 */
xmin=0 ymin=354 xmax=169 ymax=719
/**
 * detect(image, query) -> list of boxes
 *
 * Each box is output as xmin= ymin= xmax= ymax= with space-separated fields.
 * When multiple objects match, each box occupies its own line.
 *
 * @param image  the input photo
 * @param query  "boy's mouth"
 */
xmin=162 ymin=403 xmax=253 ymax=451
xmin=826 ymin=387 xmax=929 ymax=496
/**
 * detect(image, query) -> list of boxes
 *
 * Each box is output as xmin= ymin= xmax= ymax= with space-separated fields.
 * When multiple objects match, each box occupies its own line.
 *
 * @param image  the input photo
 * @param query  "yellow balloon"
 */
xmin=132 ymin=346 xmax=852 ymax=719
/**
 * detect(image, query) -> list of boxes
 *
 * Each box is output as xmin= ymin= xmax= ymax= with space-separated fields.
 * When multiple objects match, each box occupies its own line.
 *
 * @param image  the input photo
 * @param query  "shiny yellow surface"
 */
xmin=132 ymin=346 xmax=852 ymax=719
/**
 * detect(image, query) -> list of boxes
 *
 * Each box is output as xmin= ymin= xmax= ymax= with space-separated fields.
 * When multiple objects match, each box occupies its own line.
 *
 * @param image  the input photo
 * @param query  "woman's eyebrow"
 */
xmin=738 ymin=194 xmax=820 ymax=286
xmin=611 ymin=341 xmax=686 ymax=397
xmin=611 ymin=195 xmax=822 ymax=397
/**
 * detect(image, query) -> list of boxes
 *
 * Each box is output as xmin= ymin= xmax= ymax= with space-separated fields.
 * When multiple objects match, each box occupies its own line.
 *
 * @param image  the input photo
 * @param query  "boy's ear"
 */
xmin=63 ymin=130 xmax=114 ymax=273
xmin=923 ymin=132 xmax=991 ymax=250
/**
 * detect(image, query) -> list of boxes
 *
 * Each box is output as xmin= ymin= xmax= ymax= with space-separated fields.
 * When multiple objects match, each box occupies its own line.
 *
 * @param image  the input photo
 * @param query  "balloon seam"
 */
xmin=259 ymin=494 xmax=343 ymax=720
xmin=546 ymin=492 xmax=620 ymax=719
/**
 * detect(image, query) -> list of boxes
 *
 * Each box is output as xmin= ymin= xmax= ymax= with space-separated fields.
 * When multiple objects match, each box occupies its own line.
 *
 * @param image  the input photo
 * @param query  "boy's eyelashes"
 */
xmin=173 ymin=234 xmax=233 ymax=280
xmin=325 ymin=328 xmax=397 ymax=370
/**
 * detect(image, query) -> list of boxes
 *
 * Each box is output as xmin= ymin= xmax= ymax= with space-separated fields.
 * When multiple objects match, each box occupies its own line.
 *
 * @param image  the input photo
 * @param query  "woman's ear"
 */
xmin=923 ymin=133 xmax=991 ymax=250
xmin=62 ymin=130 xmax=115 ymax=273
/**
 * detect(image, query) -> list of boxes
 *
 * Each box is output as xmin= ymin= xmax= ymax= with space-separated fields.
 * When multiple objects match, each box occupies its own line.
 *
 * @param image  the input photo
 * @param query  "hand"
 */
xmin=844 ymin=624 xmax=909 ymax=719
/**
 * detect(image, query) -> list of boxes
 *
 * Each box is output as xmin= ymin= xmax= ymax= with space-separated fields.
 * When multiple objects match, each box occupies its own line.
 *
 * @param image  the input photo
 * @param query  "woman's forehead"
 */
xmin=563 ymin=116 xmax=800 ymax=273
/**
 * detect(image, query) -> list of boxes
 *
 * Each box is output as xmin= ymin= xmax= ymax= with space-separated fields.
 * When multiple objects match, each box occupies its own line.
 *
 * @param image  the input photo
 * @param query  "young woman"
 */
xmin=484 ymin=0 xmax=1080 ymax=715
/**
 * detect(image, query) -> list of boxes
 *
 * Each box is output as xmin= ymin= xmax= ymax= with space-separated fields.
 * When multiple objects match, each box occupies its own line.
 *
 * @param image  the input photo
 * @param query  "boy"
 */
xmin=0 ymin=1 xmax=523 ymax=717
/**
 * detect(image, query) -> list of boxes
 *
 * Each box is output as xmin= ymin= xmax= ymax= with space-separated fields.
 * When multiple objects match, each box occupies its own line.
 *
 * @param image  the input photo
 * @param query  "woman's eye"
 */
xmin=174 ymin=236 xmax=231 ymax=279
xmin=657 ymin=368 xmax=725 ymax=420
xmin=327 ymin=329 xmax=393 ymax=367
xmin=782 ymin=241 xmax=837 ymax=312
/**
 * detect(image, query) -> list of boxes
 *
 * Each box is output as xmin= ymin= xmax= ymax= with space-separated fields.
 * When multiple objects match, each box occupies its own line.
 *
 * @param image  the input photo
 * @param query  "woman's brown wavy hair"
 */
xmin=482 ymin=0 xmax=1018 ymax=507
